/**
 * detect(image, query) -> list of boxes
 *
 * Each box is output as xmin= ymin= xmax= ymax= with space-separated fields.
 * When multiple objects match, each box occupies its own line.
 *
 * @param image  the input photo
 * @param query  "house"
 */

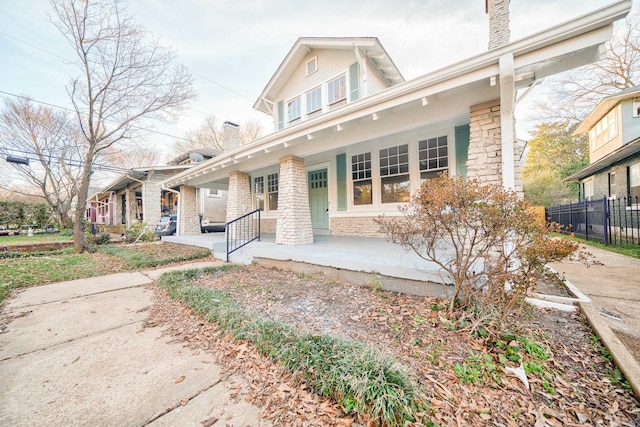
xmin=568 ymin=85 xmax=640 ymax=204
xmin=87 ymin=146 xmax=229 ymax=230
xmin=161 ymin=0 xmax=631 ymax=246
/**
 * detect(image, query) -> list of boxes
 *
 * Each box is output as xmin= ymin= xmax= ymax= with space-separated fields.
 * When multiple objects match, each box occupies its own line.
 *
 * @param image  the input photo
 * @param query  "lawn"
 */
xmin=0 ymin=233 xmax=73 ymax=246
xmin=554 ymin=233 xmax=640 ymax=259
xmin=0 ymin=243 xmax=212 ymax=304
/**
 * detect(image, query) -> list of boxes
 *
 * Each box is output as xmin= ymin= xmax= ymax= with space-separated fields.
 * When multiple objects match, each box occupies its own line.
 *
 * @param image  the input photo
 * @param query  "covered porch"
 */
xmin=162 ymin=233 xmax=454 ymax=298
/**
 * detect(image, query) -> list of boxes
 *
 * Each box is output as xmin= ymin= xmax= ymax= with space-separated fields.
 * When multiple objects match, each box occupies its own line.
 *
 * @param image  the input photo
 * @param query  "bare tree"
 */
xmin=535 ymin=13 xmax=640 ymax=122
xmin=100 ymin=145 xmax=162 ymax=169
xmin=173 ymin=116 xmax=264 ymax=153
xmin=50 ymin=0 xmax=195 ymax=252
xmin=0 ymin=97 xmax=82 ymax=228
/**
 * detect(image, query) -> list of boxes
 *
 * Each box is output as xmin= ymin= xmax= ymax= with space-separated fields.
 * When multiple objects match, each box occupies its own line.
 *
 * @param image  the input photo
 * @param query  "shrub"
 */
xmin=87 ymin=233 xmax=111 ymax=245
xmin=124 ymin=222 xmax=154 ymax=243
xmin=375 ymin=174 xmax=578 ymax=331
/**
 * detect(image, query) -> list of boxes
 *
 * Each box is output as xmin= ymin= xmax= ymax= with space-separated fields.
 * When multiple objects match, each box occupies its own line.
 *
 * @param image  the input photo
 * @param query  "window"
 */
xmin=589 ymin=109 xmax=617 ymax=150
xmin=634 ymin=97 xmax=640 ymax=117
xmin=351 ymin=152 xmax=372 ymax=205
xmin=206 ymin=189 xmax=222 ymax=198
xmin=268 ymin=173 xmax=279 ymax=210
xmin=583 ymin=179 xmax=594 ymax=201
xmin=419 ymin=136 xmax=448 ymax=181
xmin=288 ymin=97 xmax=301 ymax=125
xmin=629 ymin=163 xmax=640 ymax=204
xmin=306 ymin=56 xmax=317 ymax=75
xmin=254 ymin=176 xmax=264 ymax=211
xmin=380 ymin=144 xmax=410 ymax=203
xmin=608 ymin=172 xmax=616 ymax=198
xmin=306 ymin=87 xmax=322 ymax=119
xmin=328 ymin=74 xmax=347 ymax=109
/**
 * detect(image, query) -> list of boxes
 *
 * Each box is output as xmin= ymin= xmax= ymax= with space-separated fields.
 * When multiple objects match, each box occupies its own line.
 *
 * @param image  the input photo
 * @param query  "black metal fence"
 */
xmin=546 ymin=196 xmax=640 ymax=245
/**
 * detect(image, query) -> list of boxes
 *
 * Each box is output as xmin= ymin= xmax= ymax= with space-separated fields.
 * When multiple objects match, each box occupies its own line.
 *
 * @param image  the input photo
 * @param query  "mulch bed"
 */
xmin=145 ymin=264 xmax=640 ymax=426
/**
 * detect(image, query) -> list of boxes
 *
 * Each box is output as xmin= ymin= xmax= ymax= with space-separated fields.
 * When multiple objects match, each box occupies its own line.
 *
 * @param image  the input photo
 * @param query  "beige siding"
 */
xmin=275 ymin=49 xmax=357 ymax=104
xmin=366 ymin=64 xmax=389 ymax=96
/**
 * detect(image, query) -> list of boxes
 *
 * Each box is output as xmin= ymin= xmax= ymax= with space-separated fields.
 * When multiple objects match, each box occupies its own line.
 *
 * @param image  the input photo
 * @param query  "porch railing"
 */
xmin=226 ymin=209 xmax=261 ymax=262
xmin=546 ymin=196 xmax=640 ymax=246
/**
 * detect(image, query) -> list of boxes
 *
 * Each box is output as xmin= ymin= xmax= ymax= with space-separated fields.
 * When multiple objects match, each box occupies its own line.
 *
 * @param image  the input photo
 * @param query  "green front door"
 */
xmin=308 ymin=169 xmax=329 ymax=229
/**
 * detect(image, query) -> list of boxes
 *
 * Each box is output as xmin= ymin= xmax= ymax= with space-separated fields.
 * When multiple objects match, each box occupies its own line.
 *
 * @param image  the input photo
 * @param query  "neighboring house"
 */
xmin=162 ymin=0 xmax=630 ymax=245
xmin=568 ymin=85 xmax=640 ymax=205
xmin=87 ymin=145 xmax=231 ymax=230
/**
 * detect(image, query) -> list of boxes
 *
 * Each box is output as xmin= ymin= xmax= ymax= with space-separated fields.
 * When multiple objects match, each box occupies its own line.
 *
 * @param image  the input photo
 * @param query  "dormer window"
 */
xmin=328 ymin=74 xmax=347 ymax=110
xmin=306 ymin=57 xmax=318 ymax=75
xmin=288 ymin=96 xmax=301 ymax=125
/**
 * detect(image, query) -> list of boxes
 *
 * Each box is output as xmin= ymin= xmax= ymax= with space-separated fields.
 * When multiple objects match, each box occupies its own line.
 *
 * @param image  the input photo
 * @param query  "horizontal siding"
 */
xmin=366 ymin=65 xmax=388 ymax=96
xmin=276 ymin=49 xmax=357 ymax=103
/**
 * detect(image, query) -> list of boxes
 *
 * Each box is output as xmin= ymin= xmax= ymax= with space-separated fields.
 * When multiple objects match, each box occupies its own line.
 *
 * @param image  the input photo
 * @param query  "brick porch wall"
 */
xmin=330 ymin=216 xmax=385 ymax=237
xmin=259 ymin=218 xmax=277 ymax=233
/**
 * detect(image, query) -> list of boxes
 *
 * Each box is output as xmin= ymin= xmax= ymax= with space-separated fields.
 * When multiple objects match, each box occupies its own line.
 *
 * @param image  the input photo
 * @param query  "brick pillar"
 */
xmin=114 ymin=193 xmax=122 ymax=225
xmin=226 ymin=171 xmax=252 ymax=223
xmin=178 ymin=185 xmax=201 ymax=235
xmin=468 ymin=100 xmax=523 ymax=197
xmin=276 ymin=156 xmax=313 ymax=245
xmin=125 ymin=189 xmax=137 ymax=227
xmin=142 ymin=181 xmax=161 ymax=231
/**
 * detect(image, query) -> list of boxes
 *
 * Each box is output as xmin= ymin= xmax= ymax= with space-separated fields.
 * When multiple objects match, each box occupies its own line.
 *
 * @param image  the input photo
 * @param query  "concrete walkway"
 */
xmin=549 ymin=245 xmax=640 ymax=398
xmin=0 ymin=262 xmax=269 ymax=427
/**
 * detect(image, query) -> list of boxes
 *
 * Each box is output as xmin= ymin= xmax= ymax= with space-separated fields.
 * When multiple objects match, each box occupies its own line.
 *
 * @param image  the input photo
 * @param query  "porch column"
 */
xmin=226 ymin=171 xmax=252 ymax=223
xmin=178 ymin=185 xmax=201 ymax=235
xmin=114 ymin=193 xmax=122 ymax=225
xmin=125 ymin=189 xmax=136 ymax=227
xmin=276 ymin=156 xmax=313 ymax=245
xmin=468 ymin=100 xmax=503 ymax=187
xmin=143 ymin=181 xmax=161 ymax=231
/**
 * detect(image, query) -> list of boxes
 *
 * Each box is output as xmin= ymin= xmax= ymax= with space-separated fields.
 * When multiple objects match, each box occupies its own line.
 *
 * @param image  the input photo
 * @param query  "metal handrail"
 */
xmin=225 ymin=209 xmax=261 ymax=262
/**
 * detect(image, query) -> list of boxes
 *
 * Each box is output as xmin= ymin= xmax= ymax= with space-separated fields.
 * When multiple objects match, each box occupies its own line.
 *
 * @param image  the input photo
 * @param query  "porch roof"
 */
xmin=565 ymin=137 xmax=640 ymax=181
xmin=162 ymin=0 xmax=630 ymax=190
xmin=102 ymin=165 xmax=192 ymax=193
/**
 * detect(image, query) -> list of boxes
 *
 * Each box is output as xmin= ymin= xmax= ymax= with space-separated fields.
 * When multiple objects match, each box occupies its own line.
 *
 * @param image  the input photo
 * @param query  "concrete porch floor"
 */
xmin=162 ymin=233 xmax=453 ymax=298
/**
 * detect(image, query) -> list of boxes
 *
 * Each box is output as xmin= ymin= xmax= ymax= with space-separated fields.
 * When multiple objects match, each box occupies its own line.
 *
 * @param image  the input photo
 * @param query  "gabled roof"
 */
xmin=253 ymin=37 xmax=405 ymax=114
xmin=565 ymin=136 xmax=640 ymax=181
xmin=574 ymin=85 xmax=640 ymax=134
xmin=167 ymin=147 xmax=222 ymax=165
xmin=163 ymin=0 xmax=631 ymax=190
xmin=102 ymin=165 xmax=192 ymax=193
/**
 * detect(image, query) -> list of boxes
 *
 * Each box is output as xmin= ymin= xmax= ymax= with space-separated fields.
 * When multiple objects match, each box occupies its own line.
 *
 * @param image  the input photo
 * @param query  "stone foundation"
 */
xmin=259 ymin=218 xmax=277 ymax=233
xmin=330 ymin=216 xmax=385 ymax=237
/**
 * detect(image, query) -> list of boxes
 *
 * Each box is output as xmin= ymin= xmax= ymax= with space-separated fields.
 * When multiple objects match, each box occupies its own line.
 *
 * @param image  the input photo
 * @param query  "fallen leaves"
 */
xmin=145 ymin=264 xmax=640 ymax=426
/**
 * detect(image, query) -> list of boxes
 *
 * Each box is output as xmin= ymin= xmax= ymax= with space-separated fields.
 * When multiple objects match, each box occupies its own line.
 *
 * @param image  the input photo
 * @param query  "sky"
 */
xmin=0 ymin=0 xmax=630 ymax=162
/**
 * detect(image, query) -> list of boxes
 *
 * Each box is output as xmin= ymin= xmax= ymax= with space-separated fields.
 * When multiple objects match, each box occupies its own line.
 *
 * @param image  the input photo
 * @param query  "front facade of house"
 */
xmin=162 ymin=1 xmax=630 ymax=244
xmin=570 ymin=86 xmax=640 ymax=204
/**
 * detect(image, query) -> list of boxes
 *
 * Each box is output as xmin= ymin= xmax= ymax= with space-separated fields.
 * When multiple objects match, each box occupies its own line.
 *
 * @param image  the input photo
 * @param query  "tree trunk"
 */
xmin=72 ymin=160 xmax=93 ymax=253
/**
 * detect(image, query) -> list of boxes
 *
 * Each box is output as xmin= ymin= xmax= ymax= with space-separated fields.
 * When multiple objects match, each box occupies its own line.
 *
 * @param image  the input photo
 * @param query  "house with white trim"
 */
xmin=568 ymin=85 xmax=640 ymax=204
xmin=162 ymin=0 xmax=631 ymax=246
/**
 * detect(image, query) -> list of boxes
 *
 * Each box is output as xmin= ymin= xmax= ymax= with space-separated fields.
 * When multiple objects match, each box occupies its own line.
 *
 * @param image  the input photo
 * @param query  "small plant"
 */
xmin=453 ymin=351 xmax=500 ymax=385
xmin=369 ymin=275 xmax=384 ymax=293
xmin=124 ymin=222 xmax=154 ymax=243
xmin=87 ymin=232 xmax=111 ymax=245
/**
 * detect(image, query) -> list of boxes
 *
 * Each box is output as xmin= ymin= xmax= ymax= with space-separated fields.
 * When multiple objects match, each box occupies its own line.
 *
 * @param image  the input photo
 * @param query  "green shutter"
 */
xmin=336 ymin=154 xmax=347 ymax=211
xmin=277 ymin=101 xmax=284 ymax=130
xmin=455 ymin=125 xmax=470 ymax=178
xmin=349 ymin=62 xmax=360 ymax=102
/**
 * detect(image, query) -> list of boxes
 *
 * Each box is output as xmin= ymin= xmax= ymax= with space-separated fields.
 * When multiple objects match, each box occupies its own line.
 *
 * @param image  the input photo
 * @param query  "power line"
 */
xmin=189 ymin=69 xmax=254 ymax=102
xmin=1 ymin=147 xmax=131 ymax=173
xmin=0 ymin=30 xmax=71 ymax=63
xmin=0 ymin=90 xmax=199 ymax=144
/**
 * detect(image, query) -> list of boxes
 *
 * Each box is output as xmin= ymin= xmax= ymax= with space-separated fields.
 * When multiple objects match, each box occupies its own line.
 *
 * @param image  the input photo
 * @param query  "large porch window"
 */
xmin=380 ymin=144 xmax=410 ymax=203
xmin=419 ymin=135 xmax=448 ymax=182
xmin=352 ymin=152 xmax=372 ymax=205
xmin=268 ymin=173 xmax=279 ymax=210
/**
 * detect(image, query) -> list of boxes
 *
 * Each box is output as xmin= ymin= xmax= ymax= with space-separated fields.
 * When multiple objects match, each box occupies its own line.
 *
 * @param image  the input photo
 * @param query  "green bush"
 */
xmin=157 ymin=267 xmax=427 ymax=426
xmin=124 ymin=222 xmax=154 ymax=243
xmin=87 ymin=233 xmax=111 ymax=245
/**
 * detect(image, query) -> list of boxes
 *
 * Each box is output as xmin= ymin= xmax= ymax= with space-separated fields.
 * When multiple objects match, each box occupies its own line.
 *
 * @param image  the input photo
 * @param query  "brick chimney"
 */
xmin=487 ymin=0 xmax=510 ymax=50
xmin=223 ymin=121 xmax=240 ymax=152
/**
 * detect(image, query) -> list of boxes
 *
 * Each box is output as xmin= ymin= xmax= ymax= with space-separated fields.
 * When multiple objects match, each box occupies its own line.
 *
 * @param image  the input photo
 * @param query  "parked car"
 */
xmin=154 ymin=214 xmax=177 ymax=237
xmin=199 ymin=215 xmax=226 ymax=233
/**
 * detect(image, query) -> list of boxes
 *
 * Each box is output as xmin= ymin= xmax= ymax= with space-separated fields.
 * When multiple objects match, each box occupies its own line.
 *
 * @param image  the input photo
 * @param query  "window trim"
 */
xmin=589 ymin=108 xmax=618 ymax=151
xmin=379 ymin=144 xmax=410 ymax=204
xmin=306 ymin=56 xmax=318 ymax=76
xmin=287 ymin=96 xmax=301 ymax=125
xmin=327 ymin=74 xmax=347 ymax=109
xmin=418 ymin=135 xmax=449 ymax=182
xmin=351 ymin=152 xmax=373 ymax=206
xmin=267 ymin=173 xmax=279 ymax=211
xmin=306 ymin=86 xmax=322 ymax=118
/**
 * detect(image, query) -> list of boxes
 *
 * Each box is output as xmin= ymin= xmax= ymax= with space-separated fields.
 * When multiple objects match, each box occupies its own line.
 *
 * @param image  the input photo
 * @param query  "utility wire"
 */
xmin=0 ymin=89 xmax=199 ymax=143
xmin=1 ymin=147 xmax=132 ymax=173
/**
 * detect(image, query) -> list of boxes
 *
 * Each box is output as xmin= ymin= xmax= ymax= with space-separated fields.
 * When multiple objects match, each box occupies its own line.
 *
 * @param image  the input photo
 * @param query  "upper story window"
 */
xmin=306 ymin=57 xmax=318 ymax=75
xmin=328 ymin=74 xmax=347 ymax=110
xmin=589 ymin=109 xmax=618 ymax=151
xmin=633 ymin=97 xmax=640 ymax=117
xmin=306 ymin=87 xmax=322 ymax=119
xmin=419 ymin=136 xmax=448 ymax=181
xmin=380 ymin=144 xmax=410 ymax=203
xmin=287 ymin=96 xmax=301 ymax=125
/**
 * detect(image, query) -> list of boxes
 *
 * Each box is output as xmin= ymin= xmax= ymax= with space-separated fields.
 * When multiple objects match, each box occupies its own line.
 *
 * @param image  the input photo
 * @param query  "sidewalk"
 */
xmin=0 ymin=261 xmax=270 ymax=427
xmin=548 ymin=244 xmax=640 ymax=397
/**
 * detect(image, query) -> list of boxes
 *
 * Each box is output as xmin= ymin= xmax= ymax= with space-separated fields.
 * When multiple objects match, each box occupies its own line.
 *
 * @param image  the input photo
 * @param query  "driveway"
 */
xmin=0 ymin=263 xmax=269 ymax=427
